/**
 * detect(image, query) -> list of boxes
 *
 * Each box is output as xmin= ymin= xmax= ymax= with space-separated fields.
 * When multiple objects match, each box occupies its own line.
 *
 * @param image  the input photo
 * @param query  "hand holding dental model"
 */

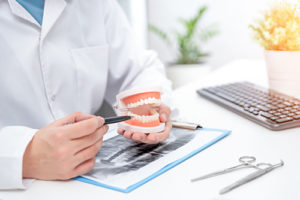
xmin=116 ymin=86 xmax=172 ymax=144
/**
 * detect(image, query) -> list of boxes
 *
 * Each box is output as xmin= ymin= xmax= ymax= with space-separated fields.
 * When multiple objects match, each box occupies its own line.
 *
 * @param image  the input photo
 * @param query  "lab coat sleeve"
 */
xmin=103 ymin=0 xmax=178 ymax=117
xmin=0 ymin=126 xmax=36 ymax=189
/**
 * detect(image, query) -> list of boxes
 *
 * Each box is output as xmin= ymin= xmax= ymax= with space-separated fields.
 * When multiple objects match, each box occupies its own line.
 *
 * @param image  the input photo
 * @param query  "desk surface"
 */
xmin=1 ymin=60 xmax=300 ymax=200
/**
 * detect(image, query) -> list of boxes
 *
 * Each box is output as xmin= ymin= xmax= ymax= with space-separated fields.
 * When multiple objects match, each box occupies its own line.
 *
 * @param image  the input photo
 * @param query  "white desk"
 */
xmin=1 ymin=60 xmax=300 ymax=200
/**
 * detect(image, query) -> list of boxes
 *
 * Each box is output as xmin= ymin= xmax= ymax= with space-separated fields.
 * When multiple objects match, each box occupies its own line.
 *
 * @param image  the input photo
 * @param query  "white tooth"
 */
xmin=144 ymin=116 xmax=148 ymax=122
xmin=149 ymin=115 xmax=154 ymax=120
xmin=148 ymin=98 xmax=154 ymax=104
xmin=128 ymin=111 xmax=134 ymax=117
xmin=135 ymin=100 xmax=140 ymax=106
xmin=145 ymin=98 xmax=150 ymax=104
xmin=141 ymin=99 xmax=145 ymax=105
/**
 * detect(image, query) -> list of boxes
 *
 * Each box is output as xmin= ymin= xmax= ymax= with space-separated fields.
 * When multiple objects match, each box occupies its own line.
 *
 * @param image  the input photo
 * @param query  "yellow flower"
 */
xmin=250 ymin=0 xmax=300 ymax=51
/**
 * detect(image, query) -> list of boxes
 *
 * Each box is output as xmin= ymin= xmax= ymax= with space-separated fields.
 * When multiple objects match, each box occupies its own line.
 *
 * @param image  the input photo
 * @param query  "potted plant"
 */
xmin=250 ymin=1 xmax=300 ymax=98
xmin=149 ymin=6 xmax=219 ymax=88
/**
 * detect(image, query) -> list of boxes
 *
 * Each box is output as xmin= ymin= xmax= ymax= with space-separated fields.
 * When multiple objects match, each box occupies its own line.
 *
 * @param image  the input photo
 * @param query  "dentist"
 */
xmin=0 ymin=0 xmax=173 ymax=189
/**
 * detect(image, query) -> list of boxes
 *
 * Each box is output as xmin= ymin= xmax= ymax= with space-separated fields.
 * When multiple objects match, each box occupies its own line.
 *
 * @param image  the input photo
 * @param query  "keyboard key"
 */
xmin=260 ymin=112 xmax=273 ymax=118
xmin=277 ymin=104 xmax=286 ymax=108
xmin=283 ymin=101 xmax=293 ymax=106
xmin=270 ymin=116 xmax=279 ymax=121
xmin=293 ymin=115 xmax=300 ymax=120
xmin=276 ymin=117 xmax=293 ymax=123
xmin=257 ymin=105 xmax=270 ymax=111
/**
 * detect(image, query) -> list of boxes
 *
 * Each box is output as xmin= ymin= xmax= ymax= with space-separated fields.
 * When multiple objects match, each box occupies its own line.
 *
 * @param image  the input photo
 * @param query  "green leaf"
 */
xmin=148 ymin=24 xmax=171 ymax=44
xmin=199 ymin=26 xmax=219 ymax=42
xmin=184 ymin=6 xmax=208 ymax=41
xmin=149 ymin=5 xmax=219 ymax=65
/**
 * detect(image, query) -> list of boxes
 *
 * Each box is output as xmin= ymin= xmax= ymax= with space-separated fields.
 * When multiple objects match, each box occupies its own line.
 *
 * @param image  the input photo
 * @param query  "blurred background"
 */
xmin=116 ymin=0 xmax=294 ymax=88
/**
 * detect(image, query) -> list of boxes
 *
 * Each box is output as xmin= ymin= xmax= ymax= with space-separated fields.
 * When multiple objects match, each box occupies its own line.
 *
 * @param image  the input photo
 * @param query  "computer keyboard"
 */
xmin=197 ymin=81 xmax=300 ymax=131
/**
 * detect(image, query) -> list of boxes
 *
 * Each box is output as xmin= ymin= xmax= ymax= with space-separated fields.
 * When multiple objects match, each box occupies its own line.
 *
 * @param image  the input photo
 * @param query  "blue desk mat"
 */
xmin=74 ymin=128 xmax=231 ymax=193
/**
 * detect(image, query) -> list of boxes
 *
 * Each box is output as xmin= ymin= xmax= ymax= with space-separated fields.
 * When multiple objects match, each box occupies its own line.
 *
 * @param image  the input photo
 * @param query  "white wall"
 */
xmin=147 ymin=0 xmax=275 ymax=68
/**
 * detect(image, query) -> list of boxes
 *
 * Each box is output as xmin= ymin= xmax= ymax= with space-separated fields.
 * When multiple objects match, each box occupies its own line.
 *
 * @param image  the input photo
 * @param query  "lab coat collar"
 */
xmin=41 ymin=0 xmax=67 ymax=40
xmin=7 ymin=0 xmax=67 ymax=40
xmin=7 ymin=0 xmax=41 ymax=27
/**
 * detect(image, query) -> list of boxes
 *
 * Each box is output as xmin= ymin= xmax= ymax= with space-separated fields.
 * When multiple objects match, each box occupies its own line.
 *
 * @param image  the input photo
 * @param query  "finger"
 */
xmin=72 ymin=157 xmax=96 ymax=177
xmin=73 ymin=139 xmax=102 ymax=167
xmin=62 ymin=117 xmax=105 ymax=139
xmin=117 ymin=128 xmax=125 ymax=135
xmin=51 ymin=112 xmax=95 ymax=127
xmin=71 ymin=125 xmax=108 ymax=153
xmin=159 ymin=104 xmax=171 ymax=122
xmin=131 ymin=132 xmax=147 ymax=143
xmin=144 ymin=121 xmax=172 ymax=144
xmin=123 ymin=130 xmax=134 ymax=139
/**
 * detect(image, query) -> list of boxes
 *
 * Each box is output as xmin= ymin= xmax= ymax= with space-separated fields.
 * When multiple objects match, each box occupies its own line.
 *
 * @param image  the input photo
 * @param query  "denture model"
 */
xmin=116 ymin=86 xmax=165 ymax=133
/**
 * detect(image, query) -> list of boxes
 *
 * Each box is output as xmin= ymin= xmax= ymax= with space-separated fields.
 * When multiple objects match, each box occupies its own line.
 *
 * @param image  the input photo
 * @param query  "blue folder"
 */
xmin=74 ymin=128 xmax=231 ymax=193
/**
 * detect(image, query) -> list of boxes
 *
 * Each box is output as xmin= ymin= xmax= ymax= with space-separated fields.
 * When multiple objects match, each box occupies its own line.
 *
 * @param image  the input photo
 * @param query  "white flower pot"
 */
xmin=166 ymin=64 xmax=211 ymax=89
xmin=265 ymin=50 xmax=300 ymax=98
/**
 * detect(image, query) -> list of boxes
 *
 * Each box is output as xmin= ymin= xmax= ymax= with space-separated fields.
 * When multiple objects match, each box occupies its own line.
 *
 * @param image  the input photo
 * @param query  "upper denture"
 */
xmin=127 ymin=97 xmax=161 ymax=108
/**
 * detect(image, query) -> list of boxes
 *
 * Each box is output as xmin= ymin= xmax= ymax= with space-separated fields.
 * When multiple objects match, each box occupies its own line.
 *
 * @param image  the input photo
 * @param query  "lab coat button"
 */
xmin=51 ymin=95 xmax=56 ymax=101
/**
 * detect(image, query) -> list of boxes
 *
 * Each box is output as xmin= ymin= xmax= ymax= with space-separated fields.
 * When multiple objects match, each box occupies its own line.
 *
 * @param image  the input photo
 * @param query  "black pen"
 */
xmin=103 ymin=116 xmax=132 ymax=125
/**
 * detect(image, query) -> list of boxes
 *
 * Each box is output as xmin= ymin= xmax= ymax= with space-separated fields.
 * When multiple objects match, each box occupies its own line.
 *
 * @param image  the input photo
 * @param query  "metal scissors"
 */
xmin=191 ymin=156 xmax=269 ymax=182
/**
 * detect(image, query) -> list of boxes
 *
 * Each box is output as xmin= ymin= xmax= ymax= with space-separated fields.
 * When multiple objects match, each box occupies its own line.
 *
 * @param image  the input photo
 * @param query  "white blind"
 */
xmin=117 ymin=0 xmax=148 ymax=49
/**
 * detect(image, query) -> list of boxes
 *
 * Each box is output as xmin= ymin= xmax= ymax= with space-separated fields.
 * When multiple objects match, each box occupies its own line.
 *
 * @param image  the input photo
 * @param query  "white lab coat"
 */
xmin=0 ymin=0 xmax=173 ymax=189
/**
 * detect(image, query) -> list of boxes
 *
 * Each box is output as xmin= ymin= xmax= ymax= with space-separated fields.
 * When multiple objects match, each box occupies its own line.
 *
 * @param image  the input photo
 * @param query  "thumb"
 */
xmin=160 ymin=113 xmax=167 ymax=122
xmin=159 ymin=104 xmax=171 ymax=123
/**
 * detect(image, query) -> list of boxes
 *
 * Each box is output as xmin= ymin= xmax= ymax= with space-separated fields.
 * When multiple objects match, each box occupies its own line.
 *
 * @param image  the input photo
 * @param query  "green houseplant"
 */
xmin=149 ymin=6 xmax=218 ymax=65
xmin=149 ymin=6 xmax=219 ymax=88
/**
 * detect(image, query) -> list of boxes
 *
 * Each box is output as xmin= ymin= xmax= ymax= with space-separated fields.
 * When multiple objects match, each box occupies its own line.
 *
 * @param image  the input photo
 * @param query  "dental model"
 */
xmin=116 ymin=86 xmax=165 ymax=133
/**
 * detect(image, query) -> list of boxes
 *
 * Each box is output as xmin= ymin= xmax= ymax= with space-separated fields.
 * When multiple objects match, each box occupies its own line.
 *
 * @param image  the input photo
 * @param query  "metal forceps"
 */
xmin=191 ymin=156 xmax=267 ymax=182
xmin=220 ymin=160 xmax=284 ymax=194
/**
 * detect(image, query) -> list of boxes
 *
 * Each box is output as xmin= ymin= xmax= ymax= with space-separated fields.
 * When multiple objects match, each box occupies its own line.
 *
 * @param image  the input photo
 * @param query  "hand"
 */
xmin=22 ymin=112 xmax=108 ymax=180
xmin=118 ymin=103 xmax=172 ymax=144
